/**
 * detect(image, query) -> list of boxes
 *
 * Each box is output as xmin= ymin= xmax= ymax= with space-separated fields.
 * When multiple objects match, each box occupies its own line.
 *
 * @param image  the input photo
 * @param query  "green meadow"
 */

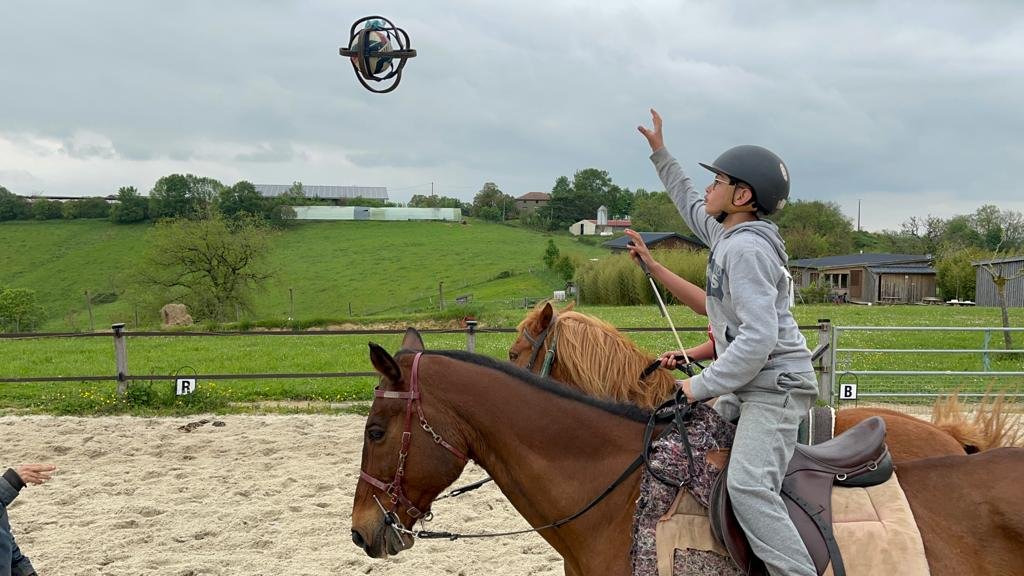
xmin=1 ymin=303 xmax=1020 ymax=414
xmin=1 ymin=219 xmax=606 ymax=331
xmin=2 ymin=219 xmax=1021 ymax=414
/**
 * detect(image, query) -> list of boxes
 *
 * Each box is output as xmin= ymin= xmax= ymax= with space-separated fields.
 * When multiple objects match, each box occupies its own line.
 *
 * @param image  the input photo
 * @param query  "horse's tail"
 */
xmin=932 ymin=391 xmax=1023 ymax=452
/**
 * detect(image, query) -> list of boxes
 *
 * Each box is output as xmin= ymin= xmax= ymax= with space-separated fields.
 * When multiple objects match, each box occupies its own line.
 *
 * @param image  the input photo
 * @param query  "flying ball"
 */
xmin=339 ymin=16 xmax=416 ymax=94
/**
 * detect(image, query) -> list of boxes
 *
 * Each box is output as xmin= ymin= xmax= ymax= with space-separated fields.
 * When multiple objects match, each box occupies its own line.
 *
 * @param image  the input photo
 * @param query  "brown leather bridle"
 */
xmin=359 ymin=352 xmax=468 ymax=521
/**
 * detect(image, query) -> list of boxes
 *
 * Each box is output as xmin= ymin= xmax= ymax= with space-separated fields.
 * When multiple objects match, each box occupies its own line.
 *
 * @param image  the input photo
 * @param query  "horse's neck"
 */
xmin=429 ymin=357 xmax=644 ymax=570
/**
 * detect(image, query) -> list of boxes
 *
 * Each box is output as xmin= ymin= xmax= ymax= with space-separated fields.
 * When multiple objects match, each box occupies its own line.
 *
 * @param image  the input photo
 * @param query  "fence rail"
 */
xmin=3 ymin=322 xmax=1022 ymax=408
xmin=826 ymin=323 xmax=1024 ymax=405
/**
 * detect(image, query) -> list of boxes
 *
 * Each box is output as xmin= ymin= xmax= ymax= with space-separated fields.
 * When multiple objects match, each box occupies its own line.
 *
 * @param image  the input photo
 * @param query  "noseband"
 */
xmin=359 ymin=352 xmax=468 ymax=521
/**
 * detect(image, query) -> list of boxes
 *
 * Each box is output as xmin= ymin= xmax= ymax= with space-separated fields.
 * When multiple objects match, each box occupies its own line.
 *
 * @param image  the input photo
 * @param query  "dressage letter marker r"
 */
xmin=176 ymin=378 xmax=196 ymax=396
xmin=839 ymin=383 xmax=858 ymax=400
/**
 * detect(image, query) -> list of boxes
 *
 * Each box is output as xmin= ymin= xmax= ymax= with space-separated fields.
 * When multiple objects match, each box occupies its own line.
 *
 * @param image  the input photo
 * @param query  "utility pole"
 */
xmin=857 ymin=199 xmax=861 ymax=232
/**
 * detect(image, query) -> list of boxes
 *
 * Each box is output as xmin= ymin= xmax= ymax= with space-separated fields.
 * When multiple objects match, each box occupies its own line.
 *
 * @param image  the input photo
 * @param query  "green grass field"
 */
xmin=1 ymin=304 xmax=1020 ymax=415
xmin=1 ymin=219 xmax=606 ymax=331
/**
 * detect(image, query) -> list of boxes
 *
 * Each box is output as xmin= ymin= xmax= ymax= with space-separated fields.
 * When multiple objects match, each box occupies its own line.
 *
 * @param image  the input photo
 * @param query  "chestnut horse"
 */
xmin=508 ymin=302 xmax=1003 ymax=462
xmin=352 ymin=336 xmax=1024 ymax=575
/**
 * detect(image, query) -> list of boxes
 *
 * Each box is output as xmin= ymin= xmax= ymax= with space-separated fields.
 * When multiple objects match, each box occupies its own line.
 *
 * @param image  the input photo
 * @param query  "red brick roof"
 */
xmin=585 ymin=219 xmax=632 ymax=226
xmin=516 ymin=192 xmax=550 ymax=201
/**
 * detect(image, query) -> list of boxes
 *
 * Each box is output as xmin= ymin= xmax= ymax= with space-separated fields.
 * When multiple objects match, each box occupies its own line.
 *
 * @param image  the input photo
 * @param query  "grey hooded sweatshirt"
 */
xmin=651 ymin=147 xmax=814 ymax=401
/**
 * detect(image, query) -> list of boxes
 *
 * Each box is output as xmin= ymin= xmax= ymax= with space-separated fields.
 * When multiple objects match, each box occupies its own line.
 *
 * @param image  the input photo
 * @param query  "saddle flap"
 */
xmin=709 ymin=466 xmax=766 ymax=576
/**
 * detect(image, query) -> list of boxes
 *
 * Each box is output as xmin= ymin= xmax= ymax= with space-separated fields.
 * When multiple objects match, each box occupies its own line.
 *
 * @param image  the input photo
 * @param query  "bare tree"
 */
xmin=978 ymin=242 xmax=1024 ymax=350
xmin=138 ymin=215 xmax=273 ymax=321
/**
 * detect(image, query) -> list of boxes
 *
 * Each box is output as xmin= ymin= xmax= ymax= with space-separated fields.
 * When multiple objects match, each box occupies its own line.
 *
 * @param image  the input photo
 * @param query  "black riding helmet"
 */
xmin=699 ymin=145 xmax=790 ymax=216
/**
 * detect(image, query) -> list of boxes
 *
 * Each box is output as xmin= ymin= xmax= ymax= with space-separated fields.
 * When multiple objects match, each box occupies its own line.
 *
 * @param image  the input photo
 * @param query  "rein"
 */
xmin=362 ymin=351 xmax=698 ymax=542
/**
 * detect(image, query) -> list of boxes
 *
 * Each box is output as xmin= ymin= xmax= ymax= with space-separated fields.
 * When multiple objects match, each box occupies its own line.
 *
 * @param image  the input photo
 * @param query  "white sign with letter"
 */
xmin=176 ymin=378 xmax=197 ymax=396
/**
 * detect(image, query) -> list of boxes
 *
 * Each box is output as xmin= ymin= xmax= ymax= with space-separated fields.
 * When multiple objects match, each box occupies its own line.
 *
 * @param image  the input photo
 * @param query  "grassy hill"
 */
xmin=0 ymin=219 xmax=607 ymax=331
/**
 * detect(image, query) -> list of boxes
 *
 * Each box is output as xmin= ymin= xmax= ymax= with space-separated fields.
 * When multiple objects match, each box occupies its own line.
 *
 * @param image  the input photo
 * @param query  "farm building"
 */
xmin=973 ymin=256 xmax=1024 ymax=307
xmin=603 ymin=232 xmax=706 ymax=252
xmin=570 ymin=206 xmax=631 ymax=236
xmin=789 ymin=253 xmax=936 ymax=304
xmin=515 ymin=192 xmax=550 ymax=215
xmin=254 ymin=184 xmax=388 ymax=201
xmin=290 ymin=206 xmax=461 ymax=221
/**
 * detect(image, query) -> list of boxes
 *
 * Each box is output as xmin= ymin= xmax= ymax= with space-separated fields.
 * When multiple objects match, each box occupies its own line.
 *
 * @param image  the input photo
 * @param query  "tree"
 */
xmin=977 ymin=244 xmax=1024 ymax=350
xmin=217 ymin=180 xmax=265 ymax=220
xmin=109 ymin=186 xmax=149 ymax=223
xmin=409 ymin=194 xmax=466 ymax=209
xmin=543 ymin=169 xmax=620 ymax=230
xmin=543 ymin=239 xmax=560 ymax=269
xmin=149 ymin=174 xmax=223 ymax=220
xmin=0 ymin=287 xmax=44 ymax=332
xmin=934 ymin=244 xmax=983 ymax=301
xmin=0 ymin=187 xmax=31 ymax=221
xmin=62 ymin=197 xmax=111 ymax=219
xmin=472 ymin=182 xmax=517 ymax=221
xmin=31 ymin=199 xmax=63 ymax=220
xmin=138 ymin=215 xmax=272 ymax=321
xmin=772 ymin=200 xmax=854 ymax=258
xmin=628 ymin=189 xmax=691 ymax=235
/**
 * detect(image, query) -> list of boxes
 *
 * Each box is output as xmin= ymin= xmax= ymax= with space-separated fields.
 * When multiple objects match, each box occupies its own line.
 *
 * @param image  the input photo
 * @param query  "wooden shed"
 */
xmin=974 ymin=256 xmax=1024 ymax=307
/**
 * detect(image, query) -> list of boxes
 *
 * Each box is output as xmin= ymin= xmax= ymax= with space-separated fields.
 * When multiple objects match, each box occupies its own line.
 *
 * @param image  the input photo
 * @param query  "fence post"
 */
xmin=983 ymin=329 xmax=991 ymax=371
xmin=465 ymin=319 xmax=478 ymax=353
xmin=85 ymin=290 xmax=94 ymax=332
xmin=817 ymin=319 xmax=834 ymax=405
xmin=113 ymin=323 xmax=130 ymax=396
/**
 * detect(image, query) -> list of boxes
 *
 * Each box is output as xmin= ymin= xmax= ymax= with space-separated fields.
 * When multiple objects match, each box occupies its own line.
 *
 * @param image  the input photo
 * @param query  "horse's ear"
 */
xmin=538 ymin=301 xmax=554 ymax=330
xmin=402 ymin=327 xmax=425 ymax=351
xmin=368 ymin=342 xmax=402 ymax=386
xmin=563 ymin=300 xmax=576 ymax=312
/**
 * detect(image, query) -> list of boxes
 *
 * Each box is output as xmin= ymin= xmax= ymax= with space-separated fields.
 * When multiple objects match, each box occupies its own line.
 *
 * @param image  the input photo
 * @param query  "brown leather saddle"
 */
xmin=709 ymin=416 xmax=893 ymax=576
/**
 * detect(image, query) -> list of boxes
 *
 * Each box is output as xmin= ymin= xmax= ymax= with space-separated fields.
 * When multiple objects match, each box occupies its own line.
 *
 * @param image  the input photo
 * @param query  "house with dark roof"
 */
xmin=789 ymin=253 xmax=936 ymax=304
xmin=515 ymin=192 xmax=550 ymax=215
xmin=603 ymin=232 xmax=706 ymax=252
xmin=973 ymin=256 xmax=1024 ymax=307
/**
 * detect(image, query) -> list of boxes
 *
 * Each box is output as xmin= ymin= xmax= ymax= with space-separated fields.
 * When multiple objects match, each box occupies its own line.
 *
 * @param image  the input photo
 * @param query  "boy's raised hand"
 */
xmin=637 ymin=108 xmax=664 ymax=152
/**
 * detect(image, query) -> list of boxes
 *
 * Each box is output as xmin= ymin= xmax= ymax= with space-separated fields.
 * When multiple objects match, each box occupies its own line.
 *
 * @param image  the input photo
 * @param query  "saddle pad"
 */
xmin=654 ymin=475 xmax=930 ymax=576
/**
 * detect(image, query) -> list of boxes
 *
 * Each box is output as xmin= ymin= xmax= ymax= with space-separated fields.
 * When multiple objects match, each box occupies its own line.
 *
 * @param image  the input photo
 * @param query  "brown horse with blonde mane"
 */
xmin=352 ymin=331 xmax=1024 ymax=575
xmin=508 ymin=302 xmax=1016 ymax=462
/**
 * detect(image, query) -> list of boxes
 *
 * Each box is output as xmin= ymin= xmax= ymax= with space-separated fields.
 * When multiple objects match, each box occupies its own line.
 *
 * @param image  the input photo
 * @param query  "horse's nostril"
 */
xmin=351 ymin=529 xmax=366 ymax=548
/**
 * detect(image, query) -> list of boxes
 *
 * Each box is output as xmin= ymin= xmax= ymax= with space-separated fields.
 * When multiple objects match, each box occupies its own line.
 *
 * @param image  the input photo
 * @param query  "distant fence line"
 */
xmin=2 ymin=322 xmax=1022 ymax=405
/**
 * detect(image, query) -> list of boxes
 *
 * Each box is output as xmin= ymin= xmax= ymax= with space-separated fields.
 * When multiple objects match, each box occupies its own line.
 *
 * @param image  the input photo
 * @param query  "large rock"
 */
xmin=160 ymin=303 xmax=193 ymax=327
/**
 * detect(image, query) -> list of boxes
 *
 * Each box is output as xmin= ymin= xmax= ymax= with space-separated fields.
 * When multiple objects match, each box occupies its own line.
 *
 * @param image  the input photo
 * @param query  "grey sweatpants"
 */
xmin=724 ymin=370 xmax=818 ymax=576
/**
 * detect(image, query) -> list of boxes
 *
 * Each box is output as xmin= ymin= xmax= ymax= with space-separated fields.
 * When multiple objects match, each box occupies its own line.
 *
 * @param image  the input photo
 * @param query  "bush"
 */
xmin=576 ymin=249 xmax=707 ymax=305
xmin=798 ymin=278 xmax=833 ymax=304
xmin=0 ymin=288 xmax=45 ymax=332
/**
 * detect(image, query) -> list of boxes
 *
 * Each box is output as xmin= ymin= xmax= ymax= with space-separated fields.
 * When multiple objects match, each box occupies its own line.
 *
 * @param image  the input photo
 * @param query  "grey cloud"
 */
xmin=0 ymin=0 xmax=1021 ymax=229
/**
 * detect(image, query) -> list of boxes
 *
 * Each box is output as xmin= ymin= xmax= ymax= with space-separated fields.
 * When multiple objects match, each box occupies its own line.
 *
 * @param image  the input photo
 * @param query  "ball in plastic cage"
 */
xmin=349 ymin=21 xmax=393 ymax=79
xmin=339 ymin=16 xmax=416 ymax=94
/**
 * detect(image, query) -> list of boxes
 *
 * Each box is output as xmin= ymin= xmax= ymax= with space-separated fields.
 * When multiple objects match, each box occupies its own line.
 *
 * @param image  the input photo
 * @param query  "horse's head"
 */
xmin=351 ymin=329 xmax=470 ymax=558
xmin=508 ymin=301 xmax=569 ymax=375
xmin=509 ymin=303 xmax=679 ymax=408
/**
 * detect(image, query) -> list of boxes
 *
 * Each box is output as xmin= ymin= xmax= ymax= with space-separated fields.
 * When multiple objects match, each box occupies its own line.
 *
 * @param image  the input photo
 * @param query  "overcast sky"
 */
xmin=1 ymin=1 xmax=1021 ymax=231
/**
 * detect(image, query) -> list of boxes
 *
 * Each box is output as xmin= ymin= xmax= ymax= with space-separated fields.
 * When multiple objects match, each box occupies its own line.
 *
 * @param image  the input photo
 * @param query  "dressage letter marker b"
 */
xmin=839 ymin=383 xmax=858 ymax=400
xmin=176 ymin=378 xmax=197 ymax=396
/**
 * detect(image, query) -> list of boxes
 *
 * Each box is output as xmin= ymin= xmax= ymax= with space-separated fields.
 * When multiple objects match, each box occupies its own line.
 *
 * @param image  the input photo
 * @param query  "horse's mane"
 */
xmin=397 ymin=348 xmax=653 ymax=423
xmin=518 ymin=305 xmax=678 ymax=409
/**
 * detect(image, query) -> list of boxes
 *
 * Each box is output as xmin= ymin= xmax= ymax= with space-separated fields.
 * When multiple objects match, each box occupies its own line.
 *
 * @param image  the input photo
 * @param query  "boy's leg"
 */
xmin=727 ymin=376 xmax=816 ymax=576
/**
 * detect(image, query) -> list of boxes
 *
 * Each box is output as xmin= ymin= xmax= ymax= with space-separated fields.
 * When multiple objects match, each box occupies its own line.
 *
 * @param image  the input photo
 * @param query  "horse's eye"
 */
xmin=367 ymin=428 xmax=385 ymax=442
xmin=509 ymin=351 xmax=518 ymax=361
